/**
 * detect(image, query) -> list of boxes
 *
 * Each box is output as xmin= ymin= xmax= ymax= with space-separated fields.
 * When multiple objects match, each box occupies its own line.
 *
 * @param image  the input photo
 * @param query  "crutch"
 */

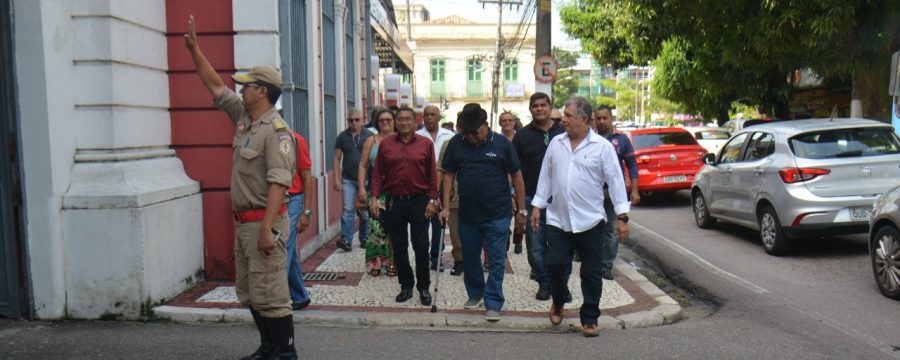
xmin=431 ymin=222 xmax=447 ymax=313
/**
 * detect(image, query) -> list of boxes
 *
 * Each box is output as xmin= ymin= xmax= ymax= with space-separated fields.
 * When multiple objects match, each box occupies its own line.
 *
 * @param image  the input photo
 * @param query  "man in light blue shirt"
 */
xmin=530 ymin=97 xmax=631 ymax=337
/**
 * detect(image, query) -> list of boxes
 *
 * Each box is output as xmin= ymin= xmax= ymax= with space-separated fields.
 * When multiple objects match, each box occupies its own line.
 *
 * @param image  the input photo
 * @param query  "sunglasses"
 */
xmin=543 ymin=133 xmax=549 ymax=146
xmin=348 ymin=118 xmax=361 ymax=123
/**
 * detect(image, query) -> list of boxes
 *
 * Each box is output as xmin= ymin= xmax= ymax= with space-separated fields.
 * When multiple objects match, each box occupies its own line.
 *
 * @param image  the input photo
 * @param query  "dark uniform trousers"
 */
xmin=384 ymin=194 xmax=431 ymax=291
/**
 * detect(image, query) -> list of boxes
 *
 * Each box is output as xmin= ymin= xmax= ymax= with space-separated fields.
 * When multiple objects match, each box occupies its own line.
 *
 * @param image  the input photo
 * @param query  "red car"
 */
xmin=625 ymin=127 xmax=708 ymax=195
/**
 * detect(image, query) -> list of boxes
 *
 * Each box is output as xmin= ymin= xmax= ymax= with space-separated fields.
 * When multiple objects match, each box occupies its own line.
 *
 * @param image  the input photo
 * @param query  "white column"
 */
xmin=16 ymin=0 xmax=204 ymax=320
xmin=334 ymin=1 xmax=348 ymax=133
xmin=353 ymin=2 xmax=365 ymax=108
xmin=233 ymin=0 xmax=280 ymax=71
xmin=65 ymin=0 xmax=202 ymax=320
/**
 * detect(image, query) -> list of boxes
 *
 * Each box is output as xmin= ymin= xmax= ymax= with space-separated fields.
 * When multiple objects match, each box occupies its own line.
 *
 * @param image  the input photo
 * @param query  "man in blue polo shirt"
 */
xmin=440 ymin=103 xmax=526 ymax=322
xmin=593 ymin=105 xmax=640 ymax=280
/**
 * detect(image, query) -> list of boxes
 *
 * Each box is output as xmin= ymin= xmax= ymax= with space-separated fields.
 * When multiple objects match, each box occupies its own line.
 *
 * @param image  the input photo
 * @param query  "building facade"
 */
xmin=1 ymin=0 xmax=410 ymax=320
xmin=396 ymin=4 xmax=536 ymax=127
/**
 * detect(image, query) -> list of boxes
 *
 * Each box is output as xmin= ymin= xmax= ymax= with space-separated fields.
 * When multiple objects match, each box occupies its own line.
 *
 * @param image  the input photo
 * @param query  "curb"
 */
xmin=153 ymin=259 xmax=682 ymax=332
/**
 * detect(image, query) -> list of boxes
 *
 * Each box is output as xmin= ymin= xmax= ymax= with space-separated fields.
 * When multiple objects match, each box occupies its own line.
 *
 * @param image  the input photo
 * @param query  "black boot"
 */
xmin=240 ymin=307 xmax=275 ymax=360
xmin=266 ymin=314 xmax=298 ymax=360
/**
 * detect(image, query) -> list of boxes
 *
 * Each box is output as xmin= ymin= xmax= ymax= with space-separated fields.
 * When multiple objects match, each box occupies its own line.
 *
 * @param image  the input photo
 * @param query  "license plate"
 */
xmin=663 ymin=175 xmax=687 ymax=183
xmin=849 ymin=206 xmax=873 ymax=221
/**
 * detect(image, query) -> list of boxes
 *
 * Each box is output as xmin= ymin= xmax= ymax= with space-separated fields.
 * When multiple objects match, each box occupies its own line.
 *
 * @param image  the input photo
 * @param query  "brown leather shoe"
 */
xmin=549 ymin=303 xmax=565 ymax=325
xmin=582 ymin=323 xmax=599 ymax=337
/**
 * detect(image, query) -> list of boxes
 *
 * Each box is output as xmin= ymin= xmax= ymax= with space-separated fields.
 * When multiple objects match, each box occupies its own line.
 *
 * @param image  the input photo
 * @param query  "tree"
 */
xmin=551 ymin=47 xmax=581 ymax=108
xmin=595 ymin=77 xmax=684 ymax=124
xmin=561 ymin=0 xmax=900 ymax=122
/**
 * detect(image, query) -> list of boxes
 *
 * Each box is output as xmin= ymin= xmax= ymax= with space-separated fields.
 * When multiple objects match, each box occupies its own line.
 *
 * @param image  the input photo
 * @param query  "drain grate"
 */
xmin=303 ymin=272 xmax=342 ymax=281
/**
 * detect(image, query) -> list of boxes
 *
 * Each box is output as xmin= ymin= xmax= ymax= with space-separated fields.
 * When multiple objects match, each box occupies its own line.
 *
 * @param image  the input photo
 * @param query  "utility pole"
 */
xmin=535 ymin=0 xmax=552 ymax=97
xmin=480 ymin=0 xmax=521 ymax=129
xmin=492 ymin=1 xmax=503 ymax=129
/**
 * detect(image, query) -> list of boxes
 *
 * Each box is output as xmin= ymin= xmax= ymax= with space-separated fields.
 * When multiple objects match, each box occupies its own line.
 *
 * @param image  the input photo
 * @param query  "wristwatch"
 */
xmin=518 ymin=209 xmax=527 ymax=217
xmin=302 ymin=209 xmax=313 ymax=217
xmin=428 ymin=199 xmax=440 ymax=206
xmin=617 ymin=214 xmax=629 ymax=223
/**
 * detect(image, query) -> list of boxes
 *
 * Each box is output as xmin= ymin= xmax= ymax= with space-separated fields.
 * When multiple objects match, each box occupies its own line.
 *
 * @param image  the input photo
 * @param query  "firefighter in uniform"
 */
xmin=184 ymin=16 xmax=298 ymax=360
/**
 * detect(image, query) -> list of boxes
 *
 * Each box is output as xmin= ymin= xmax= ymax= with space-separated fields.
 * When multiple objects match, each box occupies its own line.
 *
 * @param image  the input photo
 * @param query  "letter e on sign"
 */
xmin=533 ymin=55 xmax=557 ymax=83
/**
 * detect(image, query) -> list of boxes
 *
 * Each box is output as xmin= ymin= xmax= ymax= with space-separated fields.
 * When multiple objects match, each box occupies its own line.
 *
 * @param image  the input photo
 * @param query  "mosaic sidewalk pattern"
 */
xmin=176 ymin=231 xmax=655 ymax=317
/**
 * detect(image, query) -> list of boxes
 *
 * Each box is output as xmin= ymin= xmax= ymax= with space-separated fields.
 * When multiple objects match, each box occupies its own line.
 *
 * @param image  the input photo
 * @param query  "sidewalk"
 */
xmin=154 ymin=233 xmax=682 ymax=332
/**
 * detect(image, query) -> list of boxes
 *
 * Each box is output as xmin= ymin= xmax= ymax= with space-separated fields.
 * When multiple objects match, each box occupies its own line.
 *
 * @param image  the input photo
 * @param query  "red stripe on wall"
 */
xmin=171 ymin=110 xmax=234 ymax=146
xmin=202 ymin=191 xmax=235 ymax=279
xmin=167 ymin=0 xmax=235 ymax=280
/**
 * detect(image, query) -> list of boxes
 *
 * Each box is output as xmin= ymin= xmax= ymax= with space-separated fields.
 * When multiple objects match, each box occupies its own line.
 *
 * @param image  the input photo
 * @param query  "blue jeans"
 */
xmin=458 ymin=217 xmax=510 ymax=311
xmin=524 ymin=196 xmax=548 ymax=285
xmin=286 ymin=193 xmax=310 ymax=303
xmin=341 ymin=178 xmax=369 ymax=246
xmin=600 ymin=190 xmax=618 ymax=272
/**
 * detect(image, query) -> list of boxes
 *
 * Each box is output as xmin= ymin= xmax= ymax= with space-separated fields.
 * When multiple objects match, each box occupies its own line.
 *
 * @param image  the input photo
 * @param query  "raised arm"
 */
xmin=184 ymin=15 xmax=226 ymax=98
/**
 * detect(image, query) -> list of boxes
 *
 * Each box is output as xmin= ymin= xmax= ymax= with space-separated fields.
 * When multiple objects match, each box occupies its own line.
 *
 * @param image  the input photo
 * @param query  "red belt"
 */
xmin=233 ymin=205 xmax=287 ymax=223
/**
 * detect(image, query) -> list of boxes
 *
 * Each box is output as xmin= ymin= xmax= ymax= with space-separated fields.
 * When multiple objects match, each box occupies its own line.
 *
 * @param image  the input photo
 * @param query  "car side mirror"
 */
xmin=702 ymin=153 xmax=716 ymax=165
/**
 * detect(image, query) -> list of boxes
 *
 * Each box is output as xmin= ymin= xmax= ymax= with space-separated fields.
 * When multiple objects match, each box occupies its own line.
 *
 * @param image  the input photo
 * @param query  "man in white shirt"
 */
xmin=416 ymin=105 xmax=456 ymax=270
xmin=530 ymin=96 xmax=631 ymax=337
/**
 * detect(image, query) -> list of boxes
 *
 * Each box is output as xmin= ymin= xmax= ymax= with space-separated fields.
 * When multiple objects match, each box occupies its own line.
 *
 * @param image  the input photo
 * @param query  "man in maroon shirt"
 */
xmin=369 ymin=107 xmax=440 ymax=305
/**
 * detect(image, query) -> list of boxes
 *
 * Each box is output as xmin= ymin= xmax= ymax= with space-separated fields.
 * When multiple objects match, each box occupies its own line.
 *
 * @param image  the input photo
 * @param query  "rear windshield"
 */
xmin=696 ymin=130 xmax=730 ymax=140
xmin=789 ymin=128 xmax=900 ymax=159
xmin=633 ymin=131 xmax=698 ymax=149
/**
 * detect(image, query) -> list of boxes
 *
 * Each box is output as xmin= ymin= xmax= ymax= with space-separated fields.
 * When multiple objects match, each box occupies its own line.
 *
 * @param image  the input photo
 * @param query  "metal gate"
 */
xmin=0 ymin=0 xmax=24 ymax=319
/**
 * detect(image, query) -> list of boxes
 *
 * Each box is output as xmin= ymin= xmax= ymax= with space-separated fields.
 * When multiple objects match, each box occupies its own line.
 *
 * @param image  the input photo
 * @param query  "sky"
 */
xmin=393 ymin=0 xmax=581 ymax=50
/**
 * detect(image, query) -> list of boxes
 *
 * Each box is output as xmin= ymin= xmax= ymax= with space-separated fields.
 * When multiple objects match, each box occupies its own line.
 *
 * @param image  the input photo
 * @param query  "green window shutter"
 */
xmin=430 ymin=59 xmax=446 ymax=98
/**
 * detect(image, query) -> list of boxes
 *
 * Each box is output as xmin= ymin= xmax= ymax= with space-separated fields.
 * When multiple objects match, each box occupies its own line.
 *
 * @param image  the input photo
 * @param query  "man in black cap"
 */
xmin=439 ymin=103 xmax=526 ymax=322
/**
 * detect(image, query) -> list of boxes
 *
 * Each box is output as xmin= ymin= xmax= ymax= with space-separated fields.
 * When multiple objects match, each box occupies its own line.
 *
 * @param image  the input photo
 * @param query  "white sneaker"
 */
xmin=463 ymin=297 xmax=483 ymax=309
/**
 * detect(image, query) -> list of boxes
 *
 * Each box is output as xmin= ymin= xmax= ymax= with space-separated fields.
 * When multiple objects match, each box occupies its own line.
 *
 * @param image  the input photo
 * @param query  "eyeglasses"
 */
xmin=348 ymin=118 xmax=361 ymax=123
xmin=543 ymin=133 xmax=549 ymax=146
xmin=396 ymin=117 xmax=415 ymax=123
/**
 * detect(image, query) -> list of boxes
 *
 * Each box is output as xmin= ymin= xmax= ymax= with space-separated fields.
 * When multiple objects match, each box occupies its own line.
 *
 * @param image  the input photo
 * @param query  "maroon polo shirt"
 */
xmin=370 ymin=133 xmax=438 ymax=200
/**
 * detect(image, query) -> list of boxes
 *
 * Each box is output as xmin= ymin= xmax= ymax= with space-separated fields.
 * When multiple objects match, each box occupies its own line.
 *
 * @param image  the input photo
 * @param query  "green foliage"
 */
xmin=595 ymin=77 xmax=684 ymax=123
xmin=560 ymin=0 xmax=900 ymax=121
xmin=551 ymin=47 xmax=582 ymax=108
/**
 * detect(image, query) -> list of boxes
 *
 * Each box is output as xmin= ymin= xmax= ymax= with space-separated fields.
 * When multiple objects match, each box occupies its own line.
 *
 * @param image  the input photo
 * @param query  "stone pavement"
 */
xmin=155 ymin=232 xmax=682 ymax=332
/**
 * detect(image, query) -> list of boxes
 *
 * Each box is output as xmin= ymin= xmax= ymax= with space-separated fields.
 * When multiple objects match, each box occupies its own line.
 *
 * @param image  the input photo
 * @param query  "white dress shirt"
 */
xmin=531 ymin=130 xmax=630 ymax=233
xmin=416 ymin=127 xmax=456 ymax=161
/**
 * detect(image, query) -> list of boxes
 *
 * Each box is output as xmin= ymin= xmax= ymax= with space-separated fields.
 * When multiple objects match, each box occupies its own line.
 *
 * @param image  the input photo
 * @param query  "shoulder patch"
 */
xmin=273 ymin=118 xmax=288 ymax=130
xmin=280 ymin=140 xmax=292 ymax=155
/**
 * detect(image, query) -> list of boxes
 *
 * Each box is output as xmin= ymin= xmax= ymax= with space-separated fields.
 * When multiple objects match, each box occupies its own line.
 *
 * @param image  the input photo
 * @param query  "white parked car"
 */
xmin=690 ymin=128 xmax=731 ymax=155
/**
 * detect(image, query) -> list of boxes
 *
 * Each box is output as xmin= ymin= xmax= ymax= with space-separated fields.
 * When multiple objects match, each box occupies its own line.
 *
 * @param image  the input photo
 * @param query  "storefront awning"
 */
xmin=370 ymin=0 xmax=414 ymax=73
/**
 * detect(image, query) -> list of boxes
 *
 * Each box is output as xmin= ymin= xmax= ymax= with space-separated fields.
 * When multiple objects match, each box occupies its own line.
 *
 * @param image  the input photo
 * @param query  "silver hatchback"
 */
xmin=691 ymin=118 xmax=900 ymax=255
xmin=869 ymin=185 xmax=900 ymax=300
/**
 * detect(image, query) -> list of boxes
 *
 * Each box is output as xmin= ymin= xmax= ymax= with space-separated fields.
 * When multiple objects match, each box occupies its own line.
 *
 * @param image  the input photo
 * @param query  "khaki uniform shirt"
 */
xmin=214 ymin=89 xmax=296 ymax=211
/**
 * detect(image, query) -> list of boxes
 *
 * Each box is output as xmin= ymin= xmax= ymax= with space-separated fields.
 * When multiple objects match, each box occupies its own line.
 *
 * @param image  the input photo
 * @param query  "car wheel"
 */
xmin=871 ymin=225 xmax=900 ymax=300
xmin=758 ymin=206 xmax=791 ymax=256
xmin=693 ymin=191 xmax=716 ymax=229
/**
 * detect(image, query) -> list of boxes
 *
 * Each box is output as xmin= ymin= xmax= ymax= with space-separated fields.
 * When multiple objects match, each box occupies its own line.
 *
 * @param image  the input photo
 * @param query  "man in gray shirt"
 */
xmin=333 ymin=109 xmax=373 ymax=250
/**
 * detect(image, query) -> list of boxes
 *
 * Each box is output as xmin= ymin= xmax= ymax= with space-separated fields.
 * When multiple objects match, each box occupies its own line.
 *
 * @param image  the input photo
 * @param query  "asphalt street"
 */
xmin=627 ymin=191 xmax=900 ymax=359
xmin=1 ymin=190 xmax=899 ymax=359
